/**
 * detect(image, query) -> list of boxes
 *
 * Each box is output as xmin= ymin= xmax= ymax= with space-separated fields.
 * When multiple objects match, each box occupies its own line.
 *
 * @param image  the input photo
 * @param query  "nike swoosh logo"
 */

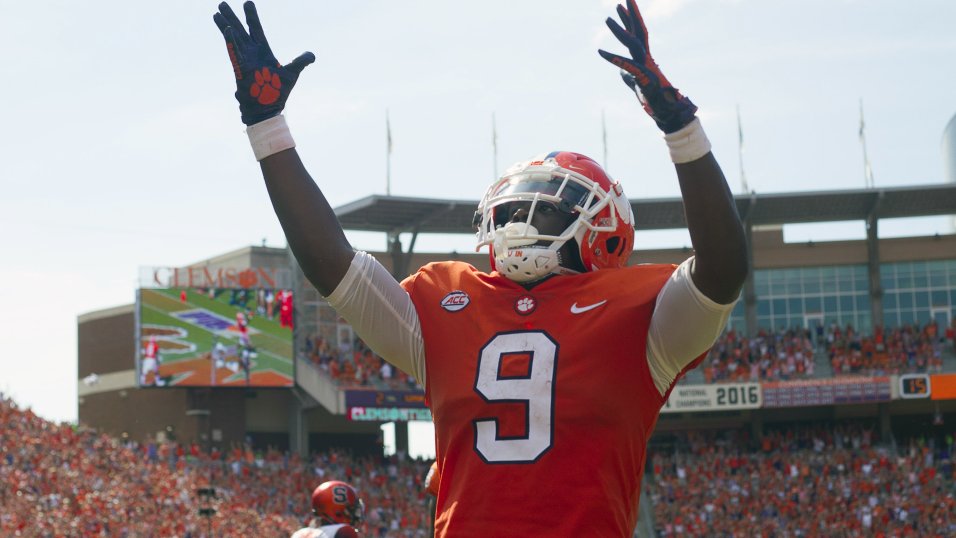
xmin=570 ymin=300 xmax=608 ymax=314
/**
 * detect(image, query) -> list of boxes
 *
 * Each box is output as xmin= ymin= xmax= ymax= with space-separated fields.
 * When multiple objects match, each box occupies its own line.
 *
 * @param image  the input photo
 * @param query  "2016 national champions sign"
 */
xmin=662 ymin=378 xmax=895 ymax=413
xmin=662 ymin=383 xmax=762 ymax=413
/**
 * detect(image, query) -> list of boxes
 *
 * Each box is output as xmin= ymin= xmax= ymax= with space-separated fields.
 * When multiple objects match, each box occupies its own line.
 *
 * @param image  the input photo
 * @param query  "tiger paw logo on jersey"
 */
xmin=514 ymin=295 xmax=537 ymax=315
xmin=440 ymin=290 xmax=470 ymax=312
xmin=250 ymin=67 xmax=281 ymax=104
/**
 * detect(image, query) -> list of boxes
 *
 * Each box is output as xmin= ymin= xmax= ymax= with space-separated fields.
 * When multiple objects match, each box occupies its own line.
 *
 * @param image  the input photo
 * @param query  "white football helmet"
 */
xmin=475 ymin=151 xmax=635 ymax=282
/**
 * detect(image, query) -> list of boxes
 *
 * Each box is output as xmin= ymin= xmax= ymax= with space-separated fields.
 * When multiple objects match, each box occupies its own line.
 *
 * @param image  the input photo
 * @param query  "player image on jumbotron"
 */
xmin=136 ymin=287 xmax=294 ymax=387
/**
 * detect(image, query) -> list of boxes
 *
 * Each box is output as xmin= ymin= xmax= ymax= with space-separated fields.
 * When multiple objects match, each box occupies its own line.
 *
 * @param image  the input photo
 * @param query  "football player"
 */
xmin=212 ymin=1 xmax=747 ymax=535
xmin=140 ymin=335 xmax=160 ymax=386
xmin=211 ymin=339 xmax=227 ymax=371
xmin=290 ymin=481 xmax=364 ymax=538
xmin=279 ymin=289 xmax=294 ymax=329
xmin=235 ymin=311 xmax=250 ymax=346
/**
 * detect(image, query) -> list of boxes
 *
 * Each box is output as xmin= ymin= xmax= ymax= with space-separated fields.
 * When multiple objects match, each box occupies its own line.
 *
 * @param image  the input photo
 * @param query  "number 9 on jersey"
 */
xmin=473 ymin=331 xmax=558 ymax=463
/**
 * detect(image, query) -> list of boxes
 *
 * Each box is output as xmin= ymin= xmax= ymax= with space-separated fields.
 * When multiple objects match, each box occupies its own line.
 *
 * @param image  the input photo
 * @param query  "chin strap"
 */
xmin=492 ymin=223 xmax=580 ymax=283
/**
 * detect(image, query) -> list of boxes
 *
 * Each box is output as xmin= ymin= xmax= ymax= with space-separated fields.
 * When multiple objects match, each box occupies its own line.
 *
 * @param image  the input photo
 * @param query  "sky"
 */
xmin=2 ymin=0 xmax=956 ymax=430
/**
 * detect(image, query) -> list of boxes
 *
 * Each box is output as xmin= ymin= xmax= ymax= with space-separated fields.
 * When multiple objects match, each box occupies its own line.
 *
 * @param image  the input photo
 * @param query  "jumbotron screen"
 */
xmin=136 ymin=287 xmax=294 ymax=388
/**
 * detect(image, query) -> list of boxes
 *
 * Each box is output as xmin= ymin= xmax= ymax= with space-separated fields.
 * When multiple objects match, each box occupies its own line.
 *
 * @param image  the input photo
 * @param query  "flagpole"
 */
xmin=859 ymin=99 xmax=873 ymax=188
xmin=737 ymin=104 xmax=748 ymax=194
xmin=492 ymin=112 xmax=498 ymax=178
xmin=386 ymin=109 xmax=392 ymax=195
xmin=602 ymin=109 xmax=608 ymax=170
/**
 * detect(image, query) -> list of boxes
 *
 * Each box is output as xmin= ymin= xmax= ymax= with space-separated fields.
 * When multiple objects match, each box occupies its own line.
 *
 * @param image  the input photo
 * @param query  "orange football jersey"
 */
xmin=402 ymin=261 xmax=702 ymax=537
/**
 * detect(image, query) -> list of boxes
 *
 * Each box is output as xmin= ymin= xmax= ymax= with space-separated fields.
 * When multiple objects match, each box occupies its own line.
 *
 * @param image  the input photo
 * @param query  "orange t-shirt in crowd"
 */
xmin=402 ymin=261 xmax=703 ymax=537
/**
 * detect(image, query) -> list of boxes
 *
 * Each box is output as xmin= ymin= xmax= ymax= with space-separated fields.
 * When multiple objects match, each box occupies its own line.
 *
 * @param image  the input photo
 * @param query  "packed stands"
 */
xmin=0 ymin=394 xmax=432 ymax=537
xmin=306 ymin=321 xmax=953 ymax=389
xmin=3 ymin=392 xmax=955 ymax=536
xmin=703 ymin=327 xmax=817 ymax=383
xmin=699 ymin=322 xmax=953 ymax=384
xmin=647 ymin=423 xmax=956 ymax=537
xmin=304 ymin=334 xmax=422 ymax=391
xmin=827 ymin=323 xmax=946 ymax=377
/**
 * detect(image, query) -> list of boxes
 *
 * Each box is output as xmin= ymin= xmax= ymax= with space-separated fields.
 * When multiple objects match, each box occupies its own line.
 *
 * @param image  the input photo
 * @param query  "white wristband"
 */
xmin=663 ymin=117 xmax=711 ymax=164
xmin=246 ymin=114 xmax=296 ymax=161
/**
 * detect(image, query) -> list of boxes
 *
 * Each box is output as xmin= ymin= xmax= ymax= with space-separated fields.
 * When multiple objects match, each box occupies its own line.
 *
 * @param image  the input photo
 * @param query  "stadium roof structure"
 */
xmin=334 ymin=183 xmax=956 ymax=237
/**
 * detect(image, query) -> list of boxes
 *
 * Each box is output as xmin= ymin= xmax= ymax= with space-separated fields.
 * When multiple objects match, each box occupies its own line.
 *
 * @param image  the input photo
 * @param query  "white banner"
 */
xmin=661 ymin=383 xmax=762 ymax=413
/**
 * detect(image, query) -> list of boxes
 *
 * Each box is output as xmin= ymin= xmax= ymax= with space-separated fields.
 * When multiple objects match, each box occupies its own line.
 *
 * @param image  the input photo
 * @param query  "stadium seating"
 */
xmin=692 ymin=322 xmax=952 ymax=385
xmin=0 ymin=394 xmax=432 ymax=537
xmin=826 ymin=323 xmax=946 ymax=377
xmin=646 ymin=424 xmax=956 ymax=536
xmin=2 ymin=394 xmax=953 ymax=536
xmin=702 ymin=327 xmax=817 ymax=383
xmin=303 ymin=334 xmax=422 ymax=391
xmin=304 ymin=322 xmax=952 ymax=390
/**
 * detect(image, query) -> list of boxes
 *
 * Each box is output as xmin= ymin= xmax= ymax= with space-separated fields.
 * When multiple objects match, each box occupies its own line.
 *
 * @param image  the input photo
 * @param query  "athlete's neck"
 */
xmin=520 ymin=273 xmax=560 ymax=290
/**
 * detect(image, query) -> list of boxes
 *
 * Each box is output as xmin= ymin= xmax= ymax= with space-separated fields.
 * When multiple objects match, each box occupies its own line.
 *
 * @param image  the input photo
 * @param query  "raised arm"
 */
xmin=259 ymin=151 xmax=354 ymax=296
xmin=213 ymin=1 xmax=353 ymax=296
xmin=599 ymin=0 xmax=748 ymax=304
xmin=212 ymin=2 xmax=424 ymax=381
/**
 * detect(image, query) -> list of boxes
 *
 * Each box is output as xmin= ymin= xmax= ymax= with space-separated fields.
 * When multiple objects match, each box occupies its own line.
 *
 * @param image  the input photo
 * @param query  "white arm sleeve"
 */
xmin=646 ymin=257 xmax=736 ymax=396
xmin=324 ymin=251 xmax=426 ymax=387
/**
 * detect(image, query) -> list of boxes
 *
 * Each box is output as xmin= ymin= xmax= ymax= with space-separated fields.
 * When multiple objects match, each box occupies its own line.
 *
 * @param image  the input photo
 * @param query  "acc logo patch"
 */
xmin=440 ymin=290 xmax=470 ymax=312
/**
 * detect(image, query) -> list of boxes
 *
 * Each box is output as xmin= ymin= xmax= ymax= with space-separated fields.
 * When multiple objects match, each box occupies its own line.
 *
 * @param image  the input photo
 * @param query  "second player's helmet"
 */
xmin=311 ymin=481 xmax=365 ymax=526
xmin=475 ymin=151 xmax=635 ymax=282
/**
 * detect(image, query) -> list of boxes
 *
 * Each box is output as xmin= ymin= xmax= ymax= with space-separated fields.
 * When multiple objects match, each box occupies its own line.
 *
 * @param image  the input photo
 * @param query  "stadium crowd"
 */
xmin=303 ymin=334 xmax=421 ymax=391
xmin=305 ymin=321 xmax=953 ymax=390
xmin=647 ymin=423 xmax=956 ymax=537
xmin=0 ymin=394 xmax=432 ymax=537
xmin=702 ymin=327 xmax=817 ymax=383
xmin=3 ymin=393 xmax=955 ymax=536
xmin=826 ymin=323 xmax=946 ymax=377
xmin=699 ymin=321 xmax=952 ymax=384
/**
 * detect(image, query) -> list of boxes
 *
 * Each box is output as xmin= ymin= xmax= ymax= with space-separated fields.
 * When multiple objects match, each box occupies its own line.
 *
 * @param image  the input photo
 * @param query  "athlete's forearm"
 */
xmin=260 ymin=148 xmax=354 ymax=296
xmin=675 ymin=152 xmax=748 ymax=305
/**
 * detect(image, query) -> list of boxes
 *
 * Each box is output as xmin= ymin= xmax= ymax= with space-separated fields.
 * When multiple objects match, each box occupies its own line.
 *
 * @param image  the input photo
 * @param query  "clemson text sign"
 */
xmin=348 ymin=407 xmax=433 ymax=422
xmin=142 ymin=266 xmax=292 ymax=289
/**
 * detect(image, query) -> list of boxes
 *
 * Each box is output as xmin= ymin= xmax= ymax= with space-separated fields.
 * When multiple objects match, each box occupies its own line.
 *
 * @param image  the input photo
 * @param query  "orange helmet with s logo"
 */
xmin=311 ymin=481 xmax=365 ymax=526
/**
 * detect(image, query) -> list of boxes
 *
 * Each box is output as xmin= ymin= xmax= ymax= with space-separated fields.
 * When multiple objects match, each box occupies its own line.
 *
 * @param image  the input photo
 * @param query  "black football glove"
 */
xmin=213 ymin=1 xmax=315 ymax=125
xmin=598 ymin=0 xmax=697 ymax=134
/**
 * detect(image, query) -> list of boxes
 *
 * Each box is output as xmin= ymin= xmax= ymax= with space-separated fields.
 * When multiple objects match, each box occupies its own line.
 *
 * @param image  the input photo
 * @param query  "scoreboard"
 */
xmin=899 ymin=374 xmax=930 ymax=399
